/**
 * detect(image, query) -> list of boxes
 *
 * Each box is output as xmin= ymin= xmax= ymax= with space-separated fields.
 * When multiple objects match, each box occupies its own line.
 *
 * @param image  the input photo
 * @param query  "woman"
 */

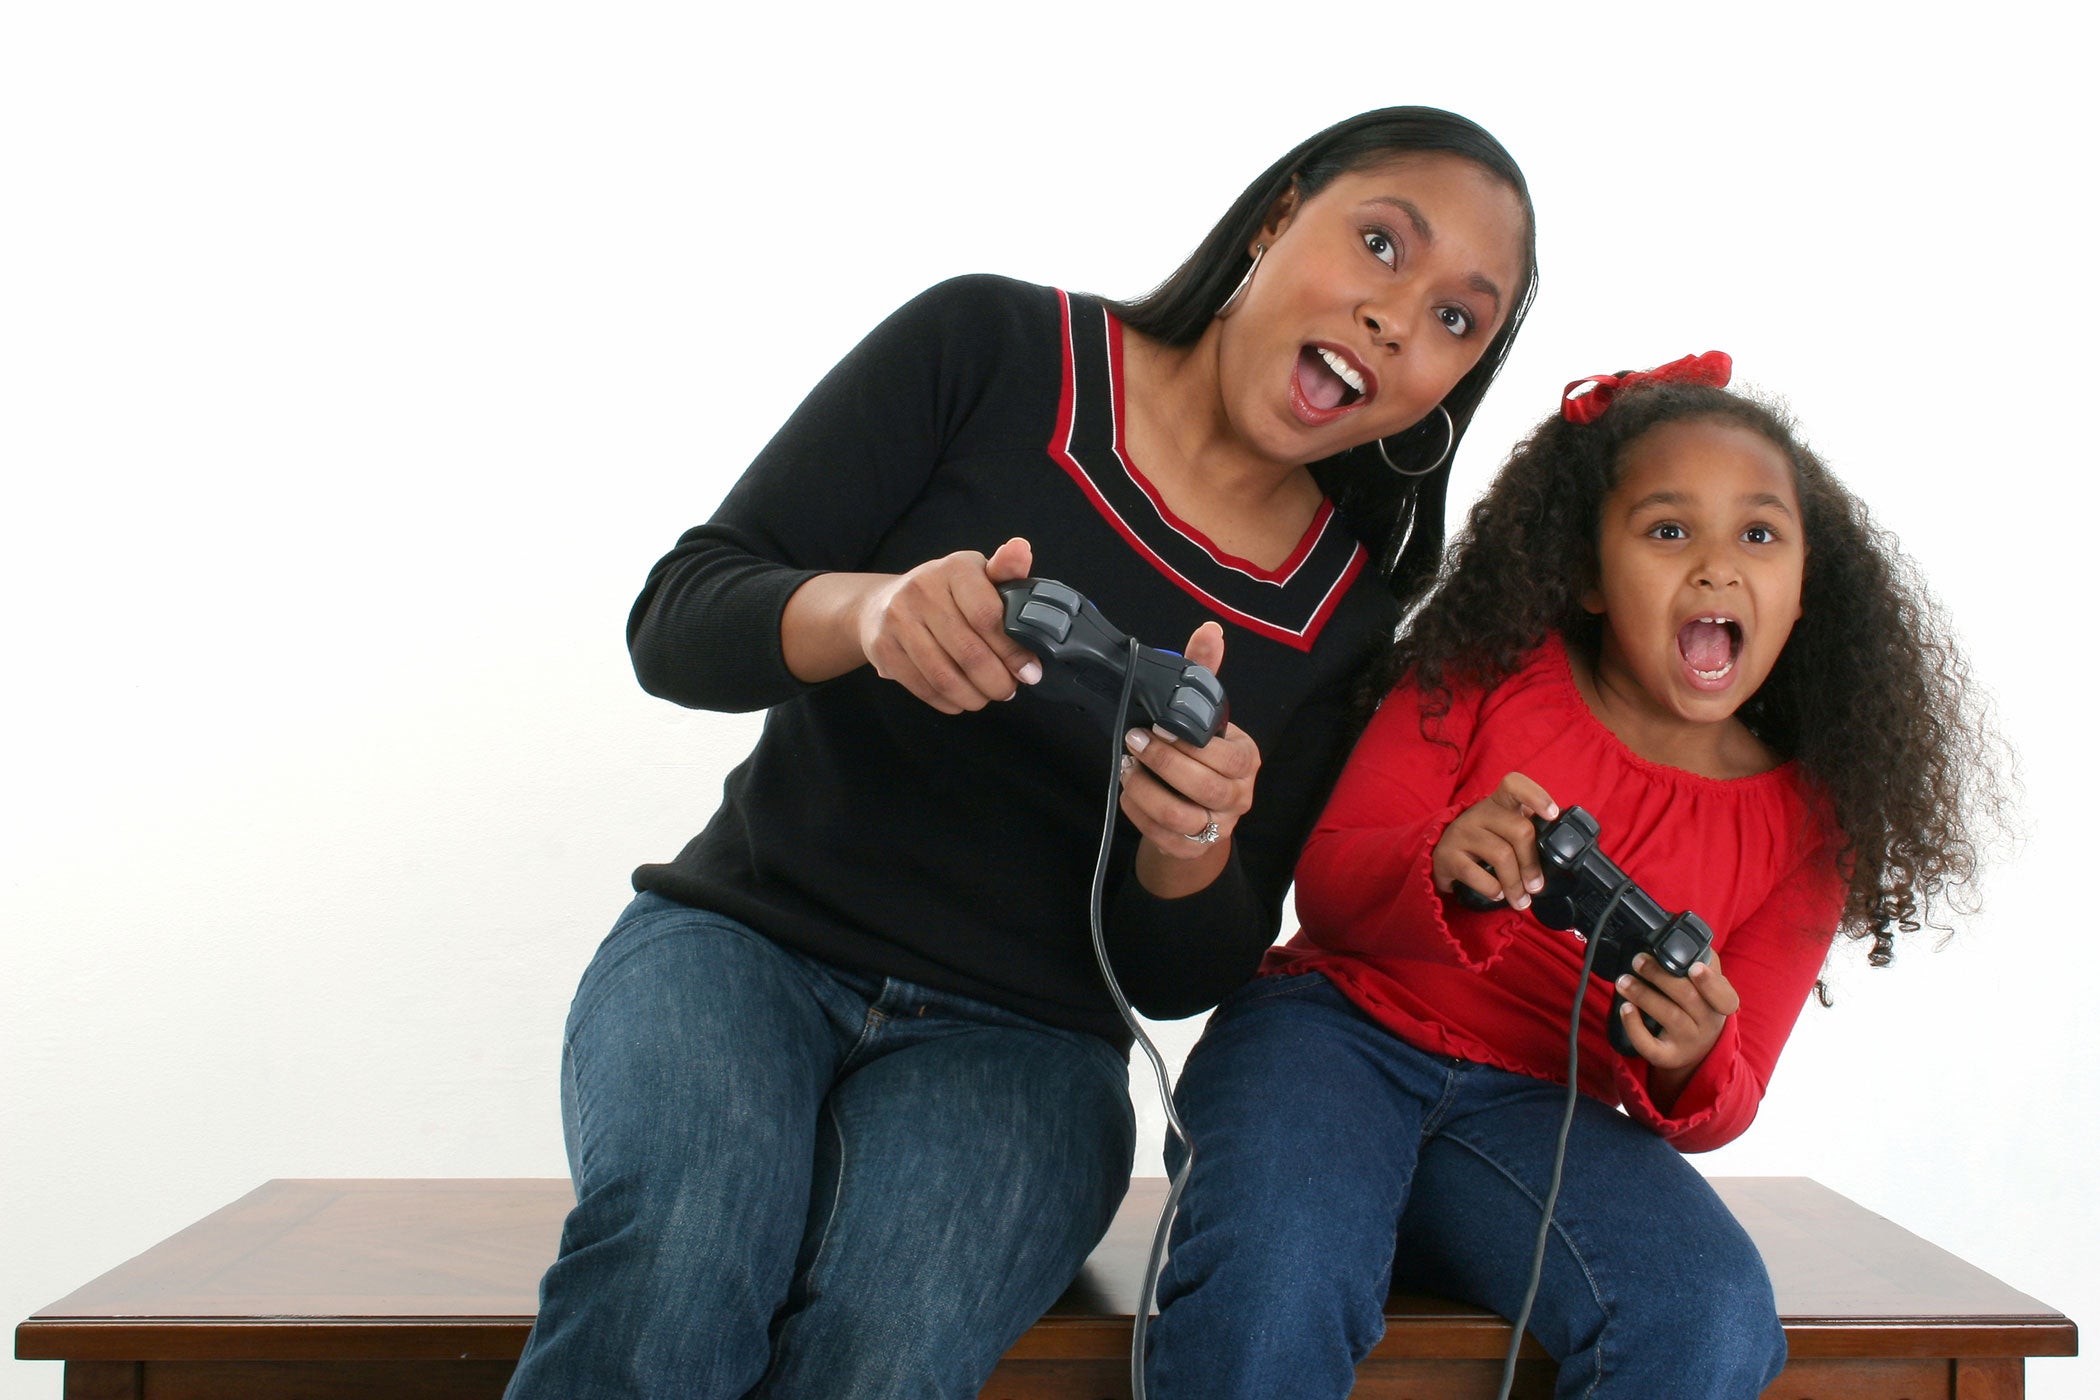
xmin=505 ymin=106 xmax=1538 ymax=1400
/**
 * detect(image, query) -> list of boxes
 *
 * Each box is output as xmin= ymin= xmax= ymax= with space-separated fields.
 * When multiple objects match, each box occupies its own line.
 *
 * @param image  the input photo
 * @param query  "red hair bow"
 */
xmin=1561 ymin=351 xmax=1732 ymax=425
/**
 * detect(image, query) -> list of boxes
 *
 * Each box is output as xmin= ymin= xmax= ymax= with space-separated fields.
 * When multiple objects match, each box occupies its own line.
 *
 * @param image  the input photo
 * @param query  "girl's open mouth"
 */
xmin=1677 ymin=616 xmax=1743 ymax=684
xmin=1294 ymin=346 xmax=1367 ymax=412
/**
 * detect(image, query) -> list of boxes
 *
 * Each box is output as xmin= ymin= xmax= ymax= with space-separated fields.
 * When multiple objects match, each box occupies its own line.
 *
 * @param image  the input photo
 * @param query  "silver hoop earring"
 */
xmin=1215 ymin=244 xmax=1265 ymax=319
xmin=1375 ymin=404 xmax=1455 ymax=477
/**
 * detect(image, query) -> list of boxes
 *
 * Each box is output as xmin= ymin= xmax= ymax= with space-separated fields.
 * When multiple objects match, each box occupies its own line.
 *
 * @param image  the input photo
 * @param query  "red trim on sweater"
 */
xmin=1045 ymin=290 xmax=1360 ymax=653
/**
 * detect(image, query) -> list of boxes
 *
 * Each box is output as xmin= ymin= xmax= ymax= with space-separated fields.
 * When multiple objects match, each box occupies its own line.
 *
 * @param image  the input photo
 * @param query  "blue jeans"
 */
xmin=504 ymin=894 xmax=1137 ymax=1400
xmin=1145 ymin=973 xmax=1785 ymax=1400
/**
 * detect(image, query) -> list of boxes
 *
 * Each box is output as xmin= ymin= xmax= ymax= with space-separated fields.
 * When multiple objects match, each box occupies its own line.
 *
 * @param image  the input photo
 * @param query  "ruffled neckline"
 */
xmin=1529 ymin=631 xmax=1801 ymax=796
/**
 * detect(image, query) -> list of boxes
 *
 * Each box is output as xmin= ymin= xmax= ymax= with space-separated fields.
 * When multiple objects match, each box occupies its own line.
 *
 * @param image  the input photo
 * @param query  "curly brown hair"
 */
xmin=1366 ymin=381 xmax=2003 ymax=960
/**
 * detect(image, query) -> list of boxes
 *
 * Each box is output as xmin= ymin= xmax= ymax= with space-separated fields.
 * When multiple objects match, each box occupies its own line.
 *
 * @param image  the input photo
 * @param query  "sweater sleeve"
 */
xmin=1294 ymin=674 xmax=1524 ymax=972
xmin=1612 ymin=831 xmax=1843 ymax=1151
xmin=626 ymin=276 xmax=1013 ymax=713
xmin=1100 ymin=655 xmax=1382 ymax=1018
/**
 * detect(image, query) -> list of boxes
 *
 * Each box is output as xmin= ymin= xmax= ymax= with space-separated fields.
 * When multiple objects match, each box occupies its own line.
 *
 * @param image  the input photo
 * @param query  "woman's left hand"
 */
xmin=1617 ymin=951 xmax=1741 ymax=1105
xmin=1121 ymin=621 xmax=1260 ymax=898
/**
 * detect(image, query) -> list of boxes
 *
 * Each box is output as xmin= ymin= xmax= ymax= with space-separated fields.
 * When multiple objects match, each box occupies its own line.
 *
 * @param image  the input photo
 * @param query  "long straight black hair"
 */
xmin=1112 ymin=108 xmax=1538 ymax=606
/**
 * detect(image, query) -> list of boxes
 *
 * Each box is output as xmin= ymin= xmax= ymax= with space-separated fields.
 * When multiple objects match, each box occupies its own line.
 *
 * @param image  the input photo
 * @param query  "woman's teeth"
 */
xmin=1317 ymin=348 xmax=1365 ymax=397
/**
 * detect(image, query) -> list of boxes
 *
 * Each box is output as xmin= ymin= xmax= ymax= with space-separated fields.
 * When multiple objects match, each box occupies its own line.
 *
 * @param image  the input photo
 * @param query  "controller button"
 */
xmin=1660 ymin=928 xmax=1705 ymax=970
xmin=1017 ymin=600 xmax=1074 ymax=643
xmin=1028 ymin=579 xmax=1083 ymax=613
xmin=1168 ymin=690 xmax=1218 ymax=736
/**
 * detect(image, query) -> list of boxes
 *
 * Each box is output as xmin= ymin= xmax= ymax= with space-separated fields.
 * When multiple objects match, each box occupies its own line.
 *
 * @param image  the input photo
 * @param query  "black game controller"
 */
xmin=1457 ymin=806 xmax=1714 ymax=1055
xmin=998 ymin=578 xmax=1228 ymax=747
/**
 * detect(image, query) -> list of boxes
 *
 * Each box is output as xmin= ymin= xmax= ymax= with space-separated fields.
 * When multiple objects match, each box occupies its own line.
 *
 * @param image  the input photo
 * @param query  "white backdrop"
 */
xmin=4 ymin=3 xmax=2092 ymax=1396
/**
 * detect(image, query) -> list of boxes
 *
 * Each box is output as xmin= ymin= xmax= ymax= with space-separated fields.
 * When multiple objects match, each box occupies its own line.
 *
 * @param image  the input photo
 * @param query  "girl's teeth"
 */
xmin=1317 ymin=348 xmax=1365 ymax=394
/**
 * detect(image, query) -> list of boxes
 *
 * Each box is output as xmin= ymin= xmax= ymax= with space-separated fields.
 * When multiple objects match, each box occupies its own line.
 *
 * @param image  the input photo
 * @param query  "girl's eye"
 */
xmin=1743 ymin=525 xmax=1776 ymax=544
xmin=1437 ymin=306 xmax=1473 ymax=338
xmin=1648 ymin=522 xmax=1686 ymax=541
xmin=1362 ymin=228 xmax=1398 ymax=268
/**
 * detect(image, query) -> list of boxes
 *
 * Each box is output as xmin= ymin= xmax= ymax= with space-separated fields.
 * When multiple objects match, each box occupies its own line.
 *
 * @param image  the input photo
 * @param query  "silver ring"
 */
xmin=1184 ymin=817 xmax=1222 ymax=845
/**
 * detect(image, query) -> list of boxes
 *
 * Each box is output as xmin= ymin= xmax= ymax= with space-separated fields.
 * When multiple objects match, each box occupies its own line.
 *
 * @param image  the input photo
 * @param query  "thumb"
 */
xmin=985 ymin=536 xmax=1033 ymax=583
xmin=1183 ymin=620 xmax=1225 ymax=674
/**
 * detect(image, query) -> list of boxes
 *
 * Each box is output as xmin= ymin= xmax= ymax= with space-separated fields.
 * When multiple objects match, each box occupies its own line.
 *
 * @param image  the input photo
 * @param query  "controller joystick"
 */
xmin=998 ymin=578 xmax=1229 ymax=747
xmin=1453 ymin=806 xmax=1714 ymax=1055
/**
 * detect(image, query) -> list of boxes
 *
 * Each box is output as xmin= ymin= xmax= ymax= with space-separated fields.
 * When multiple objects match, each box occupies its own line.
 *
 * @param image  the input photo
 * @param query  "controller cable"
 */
xmin=1085 ymin=638 xmax=1192 ymax=1400
xmin=1492 ymin=874 xmax=1638 ymax=1400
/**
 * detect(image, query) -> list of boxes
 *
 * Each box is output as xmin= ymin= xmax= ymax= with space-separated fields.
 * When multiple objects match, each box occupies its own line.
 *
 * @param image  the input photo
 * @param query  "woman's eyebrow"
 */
xmin=1367 ymin=196 xmax=1432 ymax=241
xmin=1366 ymin=196 xmax=1505 ymax=312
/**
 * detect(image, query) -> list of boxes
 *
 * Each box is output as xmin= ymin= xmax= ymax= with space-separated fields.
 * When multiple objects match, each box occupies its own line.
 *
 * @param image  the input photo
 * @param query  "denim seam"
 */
xmin=770 ymin=1096 xmax=854 ymax=1378
xmin=1415 ymin=1063 xmax=1468 ymax=1138
xmin=839 ymin=1007 xmax=888 ymax=1074
xmin=561 ymin=1042 xmax=597 ymax=1191
xmin=1439 ymin=1126 xmax=1613 ymax=1394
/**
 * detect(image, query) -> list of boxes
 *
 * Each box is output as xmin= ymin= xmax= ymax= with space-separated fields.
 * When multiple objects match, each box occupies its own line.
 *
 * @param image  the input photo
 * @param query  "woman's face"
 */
xmin=1216 ymin=153 xmax=1528 ymax=465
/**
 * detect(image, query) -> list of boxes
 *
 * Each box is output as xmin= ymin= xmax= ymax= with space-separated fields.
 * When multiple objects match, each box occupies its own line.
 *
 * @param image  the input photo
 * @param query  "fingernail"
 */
xmin=1617 ymin=975 xmax=1635 ymax=991
xmin=1119 ymin=754 xmax=1135 ymax=775
xmin=1125 ymin=729 xmax=1149 ymax=752
xmin=1526 ymin=876 xmax=1543 ymax=893
xmin=1633 ymin=954 xmax=1650 ymax=971
xmin=1689 ymin=962 xmax=1707 ymax=977
xmin=1512 ymin=894 xmax=1530 ymax=910
xmin=1151 ymin=724 xmax=1178 ymax=742
xmin=1018 ymin=660 xmax=1042 ymax=685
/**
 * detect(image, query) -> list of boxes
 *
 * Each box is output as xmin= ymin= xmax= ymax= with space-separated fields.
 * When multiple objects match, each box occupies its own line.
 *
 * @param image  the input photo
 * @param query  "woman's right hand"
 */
xmin=1432 ymin=772 xmax=1560 ymax=911
xmin=851 ymin=537 xmax=1044 ymax=712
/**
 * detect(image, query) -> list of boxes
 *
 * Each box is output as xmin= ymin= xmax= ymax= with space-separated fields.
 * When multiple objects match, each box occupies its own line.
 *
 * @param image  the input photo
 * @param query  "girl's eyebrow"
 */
xmin=1742 ymin=492 xmax=1798 ymax=519
xmin=1623 ymin=489 xmax=1690 ymax=517
xmin=1623 ymin=489 xmax=1798 ymax=520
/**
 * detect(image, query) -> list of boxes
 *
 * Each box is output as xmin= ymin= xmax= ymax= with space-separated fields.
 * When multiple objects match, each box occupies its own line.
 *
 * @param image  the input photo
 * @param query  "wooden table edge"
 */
xmin=20 ymin=1313 xmax=2077 ymax=1366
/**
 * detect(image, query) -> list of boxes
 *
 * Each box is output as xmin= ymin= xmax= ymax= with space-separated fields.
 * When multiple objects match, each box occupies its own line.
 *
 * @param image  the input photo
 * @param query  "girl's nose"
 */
xmin=1694 ymin=555 xmax=1742 ymax=588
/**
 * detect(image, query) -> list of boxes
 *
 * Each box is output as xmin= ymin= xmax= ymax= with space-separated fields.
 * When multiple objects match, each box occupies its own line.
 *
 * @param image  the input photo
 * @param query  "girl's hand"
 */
xmin=1617 ymin=952 xmax=1741 ymax=1104
xmin=1432 ymin=772 xmax=1559 ymax=911
xmin=1123 ymin=622 xmax=1260 ymax=898
xmin=852 ymin=537 xmax=1043 ymax=712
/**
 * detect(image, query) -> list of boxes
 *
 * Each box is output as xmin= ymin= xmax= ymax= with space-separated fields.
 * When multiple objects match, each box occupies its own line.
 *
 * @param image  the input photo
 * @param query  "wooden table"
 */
xmin=16 ymin=1176 xmax=2076 ymax=1399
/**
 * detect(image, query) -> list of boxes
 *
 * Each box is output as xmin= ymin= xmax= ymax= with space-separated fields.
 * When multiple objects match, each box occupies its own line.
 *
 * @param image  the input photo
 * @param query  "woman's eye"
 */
xmin=1437 ymin=306 xmax=1473 ymax=338
xmin=1362 ymin=228 xmax=1398 ymax=268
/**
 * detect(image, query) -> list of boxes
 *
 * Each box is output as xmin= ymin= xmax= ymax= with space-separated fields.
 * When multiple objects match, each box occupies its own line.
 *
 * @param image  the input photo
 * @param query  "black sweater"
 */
xmin=628 ymin=276 xmax=1400 ymax=1045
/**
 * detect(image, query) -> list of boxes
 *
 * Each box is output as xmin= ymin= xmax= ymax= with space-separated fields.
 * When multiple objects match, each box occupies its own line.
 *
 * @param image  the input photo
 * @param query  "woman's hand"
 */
xmin=1618 ymin=952 xmax=1741 ymax=1108
xmin=1432 ymin=772 xmax=1559 ymax=911
xmin=1123 ymin=621 xmax=1260 ymax=898
xmin=782 ymin=537 xmax=1043 ymax=707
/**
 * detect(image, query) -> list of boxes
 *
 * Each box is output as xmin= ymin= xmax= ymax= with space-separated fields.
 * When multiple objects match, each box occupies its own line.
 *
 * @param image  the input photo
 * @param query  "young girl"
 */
xmin=1143 ymin=356 xmax=1997 ymax=1399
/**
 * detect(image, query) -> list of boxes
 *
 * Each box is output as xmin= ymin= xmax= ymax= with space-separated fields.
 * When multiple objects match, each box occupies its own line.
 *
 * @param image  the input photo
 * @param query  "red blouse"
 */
xmin=1265 ymin=634 xmax=1845 ymax=1151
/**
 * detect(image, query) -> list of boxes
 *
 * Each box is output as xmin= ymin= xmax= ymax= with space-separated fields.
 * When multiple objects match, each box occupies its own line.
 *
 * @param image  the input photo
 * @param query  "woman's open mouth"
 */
xmin=1289 ymin=345 xmax=1372 ymax=424
xmin=1677 ymin=616 xmax=1743 ymax=686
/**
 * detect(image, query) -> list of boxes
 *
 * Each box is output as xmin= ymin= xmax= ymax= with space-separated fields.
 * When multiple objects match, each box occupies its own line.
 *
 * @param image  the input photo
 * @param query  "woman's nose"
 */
xmin=1360 ymin=304 xmax=1404 ymax=355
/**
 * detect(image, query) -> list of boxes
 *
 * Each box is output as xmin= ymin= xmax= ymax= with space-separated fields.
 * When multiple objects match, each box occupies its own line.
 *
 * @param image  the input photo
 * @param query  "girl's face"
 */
xmin=1213 ymin=153 xmax=1528 ymax=466
xmin=1582 ymin=418 xmax=1806 ymax=728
